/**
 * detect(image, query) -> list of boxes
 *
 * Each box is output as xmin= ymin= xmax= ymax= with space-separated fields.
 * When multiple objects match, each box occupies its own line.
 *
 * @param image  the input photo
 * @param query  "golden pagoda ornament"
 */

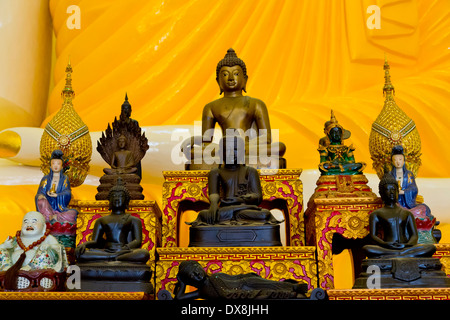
xmin=369 ymin=57 xmax=422 ymax=179
xmin=39 ymin=59 xmax=92 ymax=187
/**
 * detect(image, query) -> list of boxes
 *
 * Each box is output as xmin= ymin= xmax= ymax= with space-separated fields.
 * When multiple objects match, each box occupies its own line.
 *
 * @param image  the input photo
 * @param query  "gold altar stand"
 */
xmin=433 ymin=244 xmax=450 ymax=276
xmin=305 ymin=174 xmax=383 ymax=290
xmin=161 ymin=169 xmax=305 ymax=247
xmin=324 ymin=244 xmax=450 ymax=300
xmin=156 ymin=169 xmax=318 ymax=298
xmin=155 ymin=246 xmax=317 ymax=296
xmin=327 ymin=288 xmax=450 ymax=300
xmin=72 ymin=199 xmax=162 ymax=294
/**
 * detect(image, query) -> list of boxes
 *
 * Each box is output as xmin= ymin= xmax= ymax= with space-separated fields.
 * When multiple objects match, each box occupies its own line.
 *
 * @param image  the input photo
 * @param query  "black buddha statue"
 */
xmin=353 ymin=173 xmax=449 ymax=289
xmin=75 ymin=178 xmax=149 ymax=263
xmin=96 ymin=94 xmax=148 ymax=200
xmin=363 ymin=173 xmax=435 ymax=259
xmin=73 ymin=178 xmax=152 ymax=293
xmin=173 ymin=260 xmax=308 ymax=300
xmin=187 ymin=135 xmax=282 ymax=247
xmin=119 ymin=93 xmax=142 ymax=179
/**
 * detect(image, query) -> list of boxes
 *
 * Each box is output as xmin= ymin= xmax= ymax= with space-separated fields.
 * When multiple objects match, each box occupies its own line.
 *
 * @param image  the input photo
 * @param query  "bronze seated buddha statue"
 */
xmin=186 ymin=135 xmax=283 ymax=247
xmin=73 ymin=178 xmax=152 ymax=293
xmin=353 ymin=173 xmax=449 ymax=289
xmin=363 ymin=173 xmax=435 ymax=259
xmin=181 ymin=48 xmax=286 ymax=170
xmin=96 ymin=95 xmax=148 ymax=200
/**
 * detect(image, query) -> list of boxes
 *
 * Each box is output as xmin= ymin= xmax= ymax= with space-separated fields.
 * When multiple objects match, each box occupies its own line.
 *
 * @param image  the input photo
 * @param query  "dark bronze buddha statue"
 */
xmin=75 ymin=178 xmax=149 ymax=263
xmin=363 ymin=173 xmax=436 ymax=259
xmin=186 ymin=135 xmax=282 ymax=247
xmin=102 ymin=135 xmax=138 ymax=175
xmin=173 ymin=260 xmax=307 ymax=300
xmin=352 ymin=173 xmax=449 ymax=289
xmin=187 ymin=135 xmax=280 ymax=227
xmin=96 ymin=94 xmax=148 ymax=200
xmin=182 ymin=48 xmax=286 ymax=169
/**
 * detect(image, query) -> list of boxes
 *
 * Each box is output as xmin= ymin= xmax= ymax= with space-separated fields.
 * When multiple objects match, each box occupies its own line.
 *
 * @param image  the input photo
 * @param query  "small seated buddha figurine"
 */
xmin=35 ymin=149 xmax=78 ymax=250
xmin=174 ymin=260 xmax=307 ymax=300
xmin=363 ymin=173 xmax=436 ymax=259
xmin=0 ymin=211 xmax=68 ymax=290
xmin=182 ymin=48 xmax=286 ymax=169
xmin=187 ymin=135 xmax=281 ymax=227
xmin=103 ymin=135 xmax=138 ymax=175
xmin=75 ymin=178 xmax=149 ymax=263
xmin=318 ymin=110 xmax=366 ymax=175
xmin=96 ymin=96 xmax=148 ymax=200
xmin=389 ymin=145 xmax=438 ymax=243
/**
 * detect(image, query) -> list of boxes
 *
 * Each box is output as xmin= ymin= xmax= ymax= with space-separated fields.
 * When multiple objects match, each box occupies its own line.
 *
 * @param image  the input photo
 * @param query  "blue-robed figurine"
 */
xmin=35 ymin=150 xmax=78 ymax=251
xmin=389 ymin=145 xmax=438 ymax=243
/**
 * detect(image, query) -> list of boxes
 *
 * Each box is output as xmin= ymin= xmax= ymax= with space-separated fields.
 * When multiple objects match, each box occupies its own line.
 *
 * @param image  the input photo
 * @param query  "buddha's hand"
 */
xmin=241 ymin=194 xmax=255 ymax=203
xmin=205 ymin=208 xmax=218 ymax=225
xmin=121 ymin=244 xmax=131 ymax=252
xmin=75 ymin=244 xmax=86 ymax=257
xmin=391 ymin=242 xmax=405 ymax=249
xmin=0 ymin=236 xmax=14 ymax=249
xmin=221 ymin=197 xmax=244 ymax=205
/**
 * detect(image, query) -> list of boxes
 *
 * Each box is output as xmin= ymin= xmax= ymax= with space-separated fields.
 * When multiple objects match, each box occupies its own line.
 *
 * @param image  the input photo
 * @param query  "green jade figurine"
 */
xmin=318 ymin=110 xmax=366 ymax=175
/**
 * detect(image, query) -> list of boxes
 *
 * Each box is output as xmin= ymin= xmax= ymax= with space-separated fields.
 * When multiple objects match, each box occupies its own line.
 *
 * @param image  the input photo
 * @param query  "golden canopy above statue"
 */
xmin=39 ymin=60 xmax=92 ymax=188
xmin=369 ymin=58 xmax=422 ymax=179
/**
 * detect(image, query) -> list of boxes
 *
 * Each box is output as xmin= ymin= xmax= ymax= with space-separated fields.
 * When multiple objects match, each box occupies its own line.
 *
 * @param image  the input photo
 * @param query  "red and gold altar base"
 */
xmin=305 ymin=174 xmax=382 ymax=290
xmin=155 ymin=246 xmax=317 ymax=298
xmin=328 ymin=288 xmax=450 ymax=300
xmin=161 ymin=169 xmax=304 ymax=247
xmin=72 ymin=200 xmax=162 ymax=269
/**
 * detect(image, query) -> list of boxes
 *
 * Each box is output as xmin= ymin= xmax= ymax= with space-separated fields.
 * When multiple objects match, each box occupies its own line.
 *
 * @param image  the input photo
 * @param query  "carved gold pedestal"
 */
xmin=161 ymin=169 xmax=304 ymax=247
xmin=155 ymin=246 xmax=317 ymax=298
xmin=433 ymin=244 xmax=450 ymax=276
xmin=328 ymin=288 xmax=450 ymax=300
xmin=305 ymin=174 xmax=382 ymax=290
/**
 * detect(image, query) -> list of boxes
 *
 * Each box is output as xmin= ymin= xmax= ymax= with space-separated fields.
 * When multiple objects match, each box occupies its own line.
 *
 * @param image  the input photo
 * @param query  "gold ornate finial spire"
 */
xmin=40 ymin=58 xmax=92 ymax=187
xmin=383 ymin=54 xmax=395 ymax=98
xmin=330 ymin=110 xmax=337 ymax=124
xmin=369 ymin=57 xmax=421 ymax=179
xmin=324 ymin=109 xmax=344 ymax=135
xmin=62 ymin=57 xmax=75 ymax=103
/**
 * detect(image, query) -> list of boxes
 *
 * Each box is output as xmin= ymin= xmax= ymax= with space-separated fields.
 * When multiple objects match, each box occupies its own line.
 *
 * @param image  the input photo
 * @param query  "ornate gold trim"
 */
xmin=163 ymin=169 xmax=303 ymax=179
xmin=0 ymin=292 xmax=149 ymax=300
xmin=434 ymin=244 xmax=450 ymax=253
xmin=314 ymin=197 xmax=382 ymax=205
xmin=158 ymin=246 xmax=316 ymax=257
xmin=72 ymin=199 xmax=160 ymax=208
xmin=328 ymin=288 xmax=450 ymax=300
